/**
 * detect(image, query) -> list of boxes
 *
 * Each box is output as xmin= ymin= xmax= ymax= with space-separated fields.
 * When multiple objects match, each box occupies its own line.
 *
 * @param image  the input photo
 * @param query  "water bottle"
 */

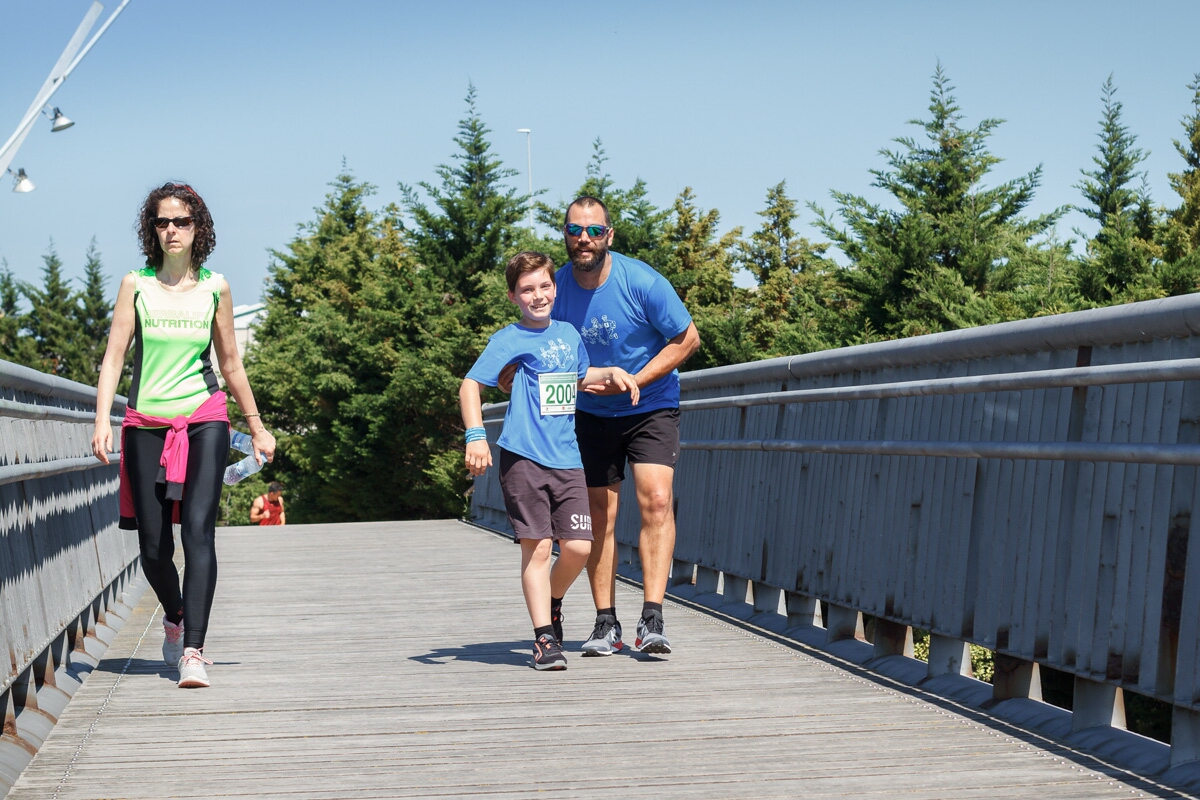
xmin=230 ymin=430 xmax=254 ymax=454
xmin=223 ymin=453 xmax=263 ymax=486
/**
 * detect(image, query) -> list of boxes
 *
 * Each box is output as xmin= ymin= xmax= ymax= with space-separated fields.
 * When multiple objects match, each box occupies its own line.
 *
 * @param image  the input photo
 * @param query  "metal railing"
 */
xmin=0 ymin=360 xmax=138 ymax=795
xmin=472 ymin=292 xmax=1200 ymax=785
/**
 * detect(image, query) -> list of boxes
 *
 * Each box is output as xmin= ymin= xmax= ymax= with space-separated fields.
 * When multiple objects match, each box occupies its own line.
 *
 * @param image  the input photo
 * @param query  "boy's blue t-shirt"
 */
xmin=552 ymin=251 xmax=692 ymax=417
xmin=466 ymin=319 xmax=590 ymax=470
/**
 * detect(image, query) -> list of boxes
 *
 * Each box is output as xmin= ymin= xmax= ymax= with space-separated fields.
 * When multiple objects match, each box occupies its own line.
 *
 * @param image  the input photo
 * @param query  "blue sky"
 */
xmin=1 ymin=1 xmax=1198 ymax=304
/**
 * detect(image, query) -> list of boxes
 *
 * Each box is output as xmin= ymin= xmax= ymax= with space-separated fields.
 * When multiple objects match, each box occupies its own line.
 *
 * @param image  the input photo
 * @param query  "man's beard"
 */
xmin=569 ymin=240 xmax=609 ymax=272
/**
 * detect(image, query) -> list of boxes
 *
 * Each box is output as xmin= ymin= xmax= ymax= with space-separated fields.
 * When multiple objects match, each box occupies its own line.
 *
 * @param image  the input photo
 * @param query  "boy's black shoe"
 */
xmin=533 ymin=634 xmax=568 ymax=671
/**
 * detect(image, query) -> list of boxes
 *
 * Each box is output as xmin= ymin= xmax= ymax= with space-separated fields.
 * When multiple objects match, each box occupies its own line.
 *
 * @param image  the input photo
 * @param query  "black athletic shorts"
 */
xmin=499 ymin=449 xmax=593 ymax=542
xmin=575 ymin=407 xmax=680 ymax=488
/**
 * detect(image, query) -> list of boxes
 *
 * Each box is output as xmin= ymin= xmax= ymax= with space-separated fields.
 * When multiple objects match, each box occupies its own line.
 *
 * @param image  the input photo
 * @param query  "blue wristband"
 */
xmin=465 ymin=426 xmax=487 ymax=444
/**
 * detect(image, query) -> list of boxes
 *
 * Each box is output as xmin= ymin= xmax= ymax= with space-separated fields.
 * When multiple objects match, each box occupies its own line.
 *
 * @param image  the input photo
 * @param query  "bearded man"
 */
xmin=548 ymin=195 xmax=700 ymax=656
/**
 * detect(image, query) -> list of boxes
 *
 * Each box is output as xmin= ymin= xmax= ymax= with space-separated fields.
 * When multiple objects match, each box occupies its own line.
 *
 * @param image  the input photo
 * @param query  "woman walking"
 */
xmin=91 ymin=182 xmax=275 ymax=688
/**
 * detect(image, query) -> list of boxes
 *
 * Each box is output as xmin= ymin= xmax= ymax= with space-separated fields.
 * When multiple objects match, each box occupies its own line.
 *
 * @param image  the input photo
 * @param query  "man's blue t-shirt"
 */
xmin=553 ymin=251 xmax=692 ymax=417
xmin=466 ymin=320 xmax=590 ymax=470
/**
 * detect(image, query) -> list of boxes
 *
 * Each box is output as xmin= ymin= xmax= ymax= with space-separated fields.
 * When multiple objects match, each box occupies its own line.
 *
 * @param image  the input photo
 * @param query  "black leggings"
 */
xmin=125 ymin=421 xmax=228 ymax=650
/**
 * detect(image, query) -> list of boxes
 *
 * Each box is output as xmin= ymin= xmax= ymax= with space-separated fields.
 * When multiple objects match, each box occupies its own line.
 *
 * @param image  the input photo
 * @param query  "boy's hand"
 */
xmin=465 ymin=440 xmax=493 ymax=476
xmin=583 ymin=367 xmax=640 ymax=406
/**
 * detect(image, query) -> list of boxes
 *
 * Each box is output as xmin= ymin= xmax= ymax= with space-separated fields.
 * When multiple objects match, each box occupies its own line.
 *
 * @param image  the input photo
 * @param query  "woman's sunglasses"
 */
xmin=153 ymin=216 xmax=194 ymax=230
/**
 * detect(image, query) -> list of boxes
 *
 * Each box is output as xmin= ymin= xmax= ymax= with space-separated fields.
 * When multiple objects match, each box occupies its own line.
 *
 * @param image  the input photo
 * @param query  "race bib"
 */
xmin=538 ymin=372 xmax=577 ymax=415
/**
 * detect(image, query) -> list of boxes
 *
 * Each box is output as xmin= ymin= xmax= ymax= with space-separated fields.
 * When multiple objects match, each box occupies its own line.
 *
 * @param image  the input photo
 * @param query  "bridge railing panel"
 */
xmin=473 ymin=294 xmax=1200 ymax=771
xmin=0 ymin=360 xmax=138 ymax=791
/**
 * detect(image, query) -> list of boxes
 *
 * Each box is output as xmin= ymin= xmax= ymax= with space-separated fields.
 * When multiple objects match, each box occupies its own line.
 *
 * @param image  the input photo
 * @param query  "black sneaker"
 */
xmin=634 ymin=609 xmax=671 ymax=654
xmin=551 ymin=605 xmax=564 ymax=645
xmin=581 ymin=613 xmax=623 ymax=656
xmin=532 ymin=633 xmax=567 ymax=671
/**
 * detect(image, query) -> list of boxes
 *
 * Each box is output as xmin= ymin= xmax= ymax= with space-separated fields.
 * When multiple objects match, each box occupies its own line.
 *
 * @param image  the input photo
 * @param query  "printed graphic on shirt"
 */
xmin=538 ymin=337 xmax=576 ymax=371
xmin=581 ymin=314 xmax=619 ymax=346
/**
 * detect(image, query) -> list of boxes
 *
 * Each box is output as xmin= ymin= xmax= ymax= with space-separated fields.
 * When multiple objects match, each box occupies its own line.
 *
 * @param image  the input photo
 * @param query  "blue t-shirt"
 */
xmin=553 ymin=251 xmax=692 ymax=417
xmin=466 ymin=320 xmax=590 ymax=470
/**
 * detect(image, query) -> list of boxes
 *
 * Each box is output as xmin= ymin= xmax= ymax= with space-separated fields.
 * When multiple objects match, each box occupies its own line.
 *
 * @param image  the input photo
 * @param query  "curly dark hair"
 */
xmin=136 ymin=181 xmax=216 ymax=268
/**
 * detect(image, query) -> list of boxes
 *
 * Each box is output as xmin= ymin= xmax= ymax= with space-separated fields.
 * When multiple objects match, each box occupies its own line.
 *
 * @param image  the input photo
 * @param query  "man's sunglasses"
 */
xmin=564 ymin=223 xmax=610 ymax=238
xmin=153 ymin=216 xmax=194 ymax=230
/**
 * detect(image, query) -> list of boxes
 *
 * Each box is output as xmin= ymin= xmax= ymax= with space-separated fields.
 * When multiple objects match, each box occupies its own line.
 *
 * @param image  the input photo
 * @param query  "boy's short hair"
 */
xmin=268 ymin=481 xmax=284 ymax=494
xmin=505 ymin=251 xmax=556 ymax=292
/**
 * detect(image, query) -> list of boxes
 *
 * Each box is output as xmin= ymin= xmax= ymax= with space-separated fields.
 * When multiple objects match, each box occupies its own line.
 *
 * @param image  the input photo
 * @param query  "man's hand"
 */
xmin=582 ymin=367 xmax=640 ymax=405
xmin=497 ymin=363 xmax=518 ymax=393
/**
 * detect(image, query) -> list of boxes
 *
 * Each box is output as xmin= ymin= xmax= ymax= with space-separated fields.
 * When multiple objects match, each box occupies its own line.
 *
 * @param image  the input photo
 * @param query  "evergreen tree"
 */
xmin=1158 ymin=73 xmax=1200 ymax=296
xmin=0 ymin=263 xmax=37 ymax=368
xmin=1077 ymin=76 xmax=1148 ymax=231
xmin=1074 ymin=76 xmax=1160 ymax=303
xmin=73 ymin=239 xmax=112 ymax=385
xmin=535 ymin=138 xmax=669 ymax=267
xmin=738 ymin=181 xmax=844 ymax=356
xmin=401 ymin=83 xmax=528 ymax=332
xmin=248 ymin=172 xmax=468 ymax=522
xmin=21 ymin=246 xmax=86 ymax=378
xmin=813 ymin=66 xmax=1061 ymax=339
xmin=657 ymin=188 xmax=748 ymax=369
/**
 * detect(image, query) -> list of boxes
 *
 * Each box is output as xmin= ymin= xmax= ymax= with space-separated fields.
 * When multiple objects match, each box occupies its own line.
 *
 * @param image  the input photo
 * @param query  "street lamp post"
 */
xmin=517 ymin=128 xmax=533 ymax=230
xmin=0 ymin=0 xmax=132 ymax=192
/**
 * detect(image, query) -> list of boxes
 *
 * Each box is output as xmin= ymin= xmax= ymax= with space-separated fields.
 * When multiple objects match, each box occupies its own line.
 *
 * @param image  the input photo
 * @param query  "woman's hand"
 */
xmin=91 ymin=419 xmax=114 ymax=465
xmin=465 ymin=440 xmax=492 ymax=476
xmin=251 ymin=429 xmax=276 ymax=465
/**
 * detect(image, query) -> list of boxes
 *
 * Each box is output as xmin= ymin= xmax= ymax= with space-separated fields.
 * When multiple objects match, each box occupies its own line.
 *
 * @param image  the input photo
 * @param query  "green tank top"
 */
xmin=128 ymin=267 xmax=222 ymax=418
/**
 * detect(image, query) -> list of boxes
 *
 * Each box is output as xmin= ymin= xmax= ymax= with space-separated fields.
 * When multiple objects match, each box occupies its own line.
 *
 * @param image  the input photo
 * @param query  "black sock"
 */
xmin=551 ymin=597 xmax=563 ymax=614
xmin=642 ymin=601 xmax=663 ymax=619
xmin=165 ymin=608 xmax=184 ymax=626
xmin=534 ymin=624 xmax=555 ymax=640
xmin=597 ymin=606 xmax=616 ymax=619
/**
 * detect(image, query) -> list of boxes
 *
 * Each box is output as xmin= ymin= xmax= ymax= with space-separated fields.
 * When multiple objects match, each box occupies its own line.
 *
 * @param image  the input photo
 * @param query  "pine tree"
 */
xmin=1077 ymin=76 xmax=1147 ymax=232
xmin=1158 ymin=73 xmax=1200 ymax=295
xmin=248 ymin=171 xmax=469 ymax=522
xmin=0 ymin=263 xmax=37 ymax=368
xmin=737 ymin=182 xmax=844 ymax=356
xmin=535 ymin=138 xmax=669 ymax=267
xmin=73 ymin=239 xmax=112 ymax=385
xmin=1074 ymin=75 xmax=1160 ymax=303
xmin=401 ymin=83 xmax=528 ymax=332
xmin=657 ymin=188 xmax=747 ymax=369
xmin=21 ymin=246 xmax=86 ymax=378
xmin=813 ymin=66 xmax=1061 ymax=339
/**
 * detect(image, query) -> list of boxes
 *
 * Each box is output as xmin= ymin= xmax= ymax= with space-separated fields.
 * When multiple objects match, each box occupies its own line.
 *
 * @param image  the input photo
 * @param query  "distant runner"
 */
xmin=251 ymin=482 xmax=287 ymax=525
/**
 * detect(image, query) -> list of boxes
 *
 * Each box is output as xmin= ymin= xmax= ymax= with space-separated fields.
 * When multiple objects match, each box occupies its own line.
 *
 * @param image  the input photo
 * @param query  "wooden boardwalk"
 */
xmin=7 ymin=520 xmax=1191 ymax=799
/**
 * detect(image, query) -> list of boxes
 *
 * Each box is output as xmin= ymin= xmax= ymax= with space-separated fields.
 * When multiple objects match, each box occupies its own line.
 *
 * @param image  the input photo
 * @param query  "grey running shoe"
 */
xmin=162 ymin=617 xmax=184 ymax=667
xmin=635 ymin=610 xmax=672 ymax=654
xmin=551 ymin=605 xmax=564 ymax=645
xmin=532 ymin=634 xmax=567 ymax=671
xmin=581 ymin=614 xmax=623 ymax=656
xmin=177 ymin=647 xmax=212 ymax=688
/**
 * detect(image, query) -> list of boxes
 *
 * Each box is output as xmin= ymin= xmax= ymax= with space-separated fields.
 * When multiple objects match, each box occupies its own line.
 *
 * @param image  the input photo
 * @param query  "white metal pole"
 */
xmin=518 ymin=129 xmax=533 ymax=230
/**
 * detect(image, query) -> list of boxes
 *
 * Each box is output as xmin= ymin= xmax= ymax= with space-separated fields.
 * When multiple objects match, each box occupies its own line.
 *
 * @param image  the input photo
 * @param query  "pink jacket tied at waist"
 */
xmin=118 ymin=391 xmax=231 ymax=530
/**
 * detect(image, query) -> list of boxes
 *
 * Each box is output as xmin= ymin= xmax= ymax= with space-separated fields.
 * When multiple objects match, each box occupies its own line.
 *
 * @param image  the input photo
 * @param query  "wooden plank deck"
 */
xmin=7 ymin=520 xmax=1190 ymax=799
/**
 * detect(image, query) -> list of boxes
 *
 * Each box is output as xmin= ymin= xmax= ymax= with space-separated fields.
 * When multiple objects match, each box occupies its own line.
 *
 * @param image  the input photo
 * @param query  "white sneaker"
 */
xmin=162 ymin=617 xmax=185 ymax=666
xmin=177 ymin=647 xmax=212 ymax=688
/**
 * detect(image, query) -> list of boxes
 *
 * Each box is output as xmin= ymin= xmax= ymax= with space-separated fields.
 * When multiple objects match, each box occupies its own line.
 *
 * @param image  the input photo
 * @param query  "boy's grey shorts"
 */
xmin=499 ymin=449 xmax=594 ymax=542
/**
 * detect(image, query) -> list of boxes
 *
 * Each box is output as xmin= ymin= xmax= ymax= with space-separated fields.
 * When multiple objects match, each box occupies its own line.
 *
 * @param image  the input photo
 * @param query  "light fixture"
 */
xmin=46 ymin=107 xmax=74 ymax=132
xmin=8 ymin=168 xmax=35 ymax=193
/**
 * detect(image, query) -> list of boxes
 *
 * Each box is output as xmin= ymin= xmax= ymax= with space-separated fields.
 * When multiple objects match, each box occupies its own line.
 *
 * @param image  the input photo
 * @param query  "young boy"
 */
xmin=460 ymin=251 xmax=639 ymax=670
